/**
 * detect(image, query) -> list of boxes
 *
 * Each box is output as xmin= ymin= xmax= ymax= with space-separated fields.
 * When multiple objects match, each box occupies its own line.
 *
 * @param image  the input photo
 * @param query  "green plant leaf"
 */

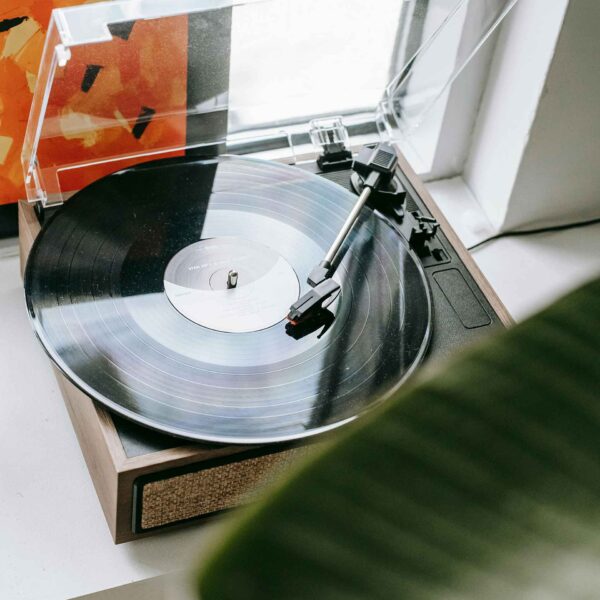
xmin=197 ymin=278 xmax=600 ymax=600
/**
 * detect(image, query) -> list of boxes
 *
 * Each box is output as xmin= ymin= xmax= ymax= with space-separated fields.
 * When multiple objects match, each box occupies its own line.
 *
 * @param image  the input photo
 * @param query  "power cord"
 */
xmin=468 ymin=217 xmax=600 ymax=251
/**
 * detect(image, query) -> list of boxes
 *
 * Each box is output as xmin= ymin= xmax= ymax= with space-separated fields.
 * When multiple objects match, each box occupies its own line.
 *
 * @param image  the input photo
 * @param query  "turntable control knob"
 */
xmin=227 ymin=270 xmax=238 ymax=289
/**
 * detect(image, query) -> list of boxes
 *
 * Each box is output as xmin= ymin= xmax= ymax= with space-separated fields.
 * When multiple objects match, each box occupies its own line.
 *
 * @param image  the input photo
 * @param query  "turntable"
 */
xmin=19 ymin=0 xmax=512 ymax=542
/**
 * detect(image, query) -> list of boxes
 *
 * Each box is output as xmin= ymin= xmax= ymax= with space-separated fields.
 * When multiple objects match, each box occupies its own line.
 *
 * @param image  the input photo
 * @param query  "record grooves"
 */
xmin=25 ymin=156 xmax=431 ymax=444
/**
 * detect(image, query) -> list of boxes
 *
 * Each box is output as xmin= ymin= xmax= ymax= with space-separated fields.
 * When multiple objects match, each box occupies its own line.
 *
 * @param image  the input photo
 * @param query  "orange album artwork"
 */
xmin=0 ymin=1 xmax=188 ymax=205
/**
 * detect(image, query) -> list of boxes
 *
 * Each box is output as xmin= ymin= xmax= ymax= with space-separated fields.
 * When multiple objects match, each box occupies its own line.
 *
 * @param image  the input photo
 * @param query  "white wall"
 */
xmin=397 ymin=0 xmax=507 ymax=180
xmin=430 ymin=0 xmax=506 ymax=180
xmin=464 ymin=0 xmax=600 ymax=232
xmin=503 ymin=0 xmax=600 ymax=230
xmin=463 ymin=0 xmax=569 ymax=230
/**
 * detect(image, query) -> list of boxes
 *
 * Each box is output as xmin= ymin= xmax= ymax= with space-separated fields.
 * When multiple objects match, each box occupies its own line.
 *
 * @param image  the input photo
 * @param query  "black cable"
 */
xmin=468 ymin=217 xmax=600 ymax=251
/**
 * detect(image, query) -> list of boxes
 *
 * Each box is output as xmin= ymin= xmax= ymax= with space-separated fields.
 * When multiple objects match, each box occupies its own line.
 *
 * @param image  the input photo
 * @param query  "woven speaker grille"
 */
xmin=140 ymin=447 xmax=308 ymax=530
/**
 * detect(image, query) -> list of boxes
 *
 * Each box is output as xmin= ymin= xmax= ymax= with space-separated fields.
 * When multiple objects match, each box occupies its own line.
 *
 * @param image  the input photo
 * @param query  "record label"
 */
xmin=163 ymin=236 xmax=300 ymax=333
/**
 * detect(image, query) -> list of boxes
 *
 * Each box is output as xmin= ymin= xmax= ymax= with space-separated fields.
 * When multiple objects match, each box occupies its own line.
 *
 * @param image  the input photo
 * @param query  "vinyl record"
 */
xmin=25 ymin=155 xmax=432 ymax=444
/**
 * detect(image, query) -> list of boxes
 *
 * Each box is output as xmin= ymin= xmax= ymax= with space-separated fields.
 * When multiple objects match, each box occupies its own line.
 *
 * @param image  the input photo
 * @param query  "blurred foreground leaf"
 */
xmin=198 ymin=278 xmax=600 ymax=600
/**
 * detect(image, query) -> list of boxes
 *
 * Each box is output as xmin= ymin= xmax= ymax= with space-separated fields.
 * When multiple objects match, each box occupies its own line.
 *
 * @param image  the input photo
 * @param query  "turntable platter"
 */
xmin=25 ymin=155 xmax=431 ymax=444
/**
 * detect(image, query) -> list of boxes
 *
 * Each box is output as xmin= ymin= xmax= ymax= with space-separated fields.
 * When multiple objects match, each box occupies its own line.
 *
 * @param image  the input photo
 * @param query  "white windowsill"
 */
xmin=426 ymin=175 xmax=600 ymax=321
xmin=426 ymin=175 xmax=496 ymax=248
xmin=471 ymin=222 xmax=600 ymax=321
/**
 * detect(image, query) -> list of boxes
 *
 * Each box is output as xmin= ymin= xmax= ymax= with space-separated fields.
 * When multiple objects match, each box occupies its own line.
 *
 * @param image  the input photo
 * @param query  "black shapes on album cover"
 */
xmin=81 ymin=65 xmax=103 ymax=93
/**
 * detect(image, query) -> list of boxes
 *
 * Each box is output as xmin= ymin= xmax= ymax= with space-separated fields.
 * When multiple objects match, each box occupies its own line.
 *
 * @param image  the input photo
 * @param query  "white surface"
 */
xmin=0 ymin=250 xmax=219 ymax=600
xmin=429 ymin=176 xmax=600 ymax=320
xmin=426 ymin=175 xmax=496 ymax=248
xmin=1 ymin=219 xmax=599 ymax=599
xmin=472 ymin=222 xmax=600 ymax=321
